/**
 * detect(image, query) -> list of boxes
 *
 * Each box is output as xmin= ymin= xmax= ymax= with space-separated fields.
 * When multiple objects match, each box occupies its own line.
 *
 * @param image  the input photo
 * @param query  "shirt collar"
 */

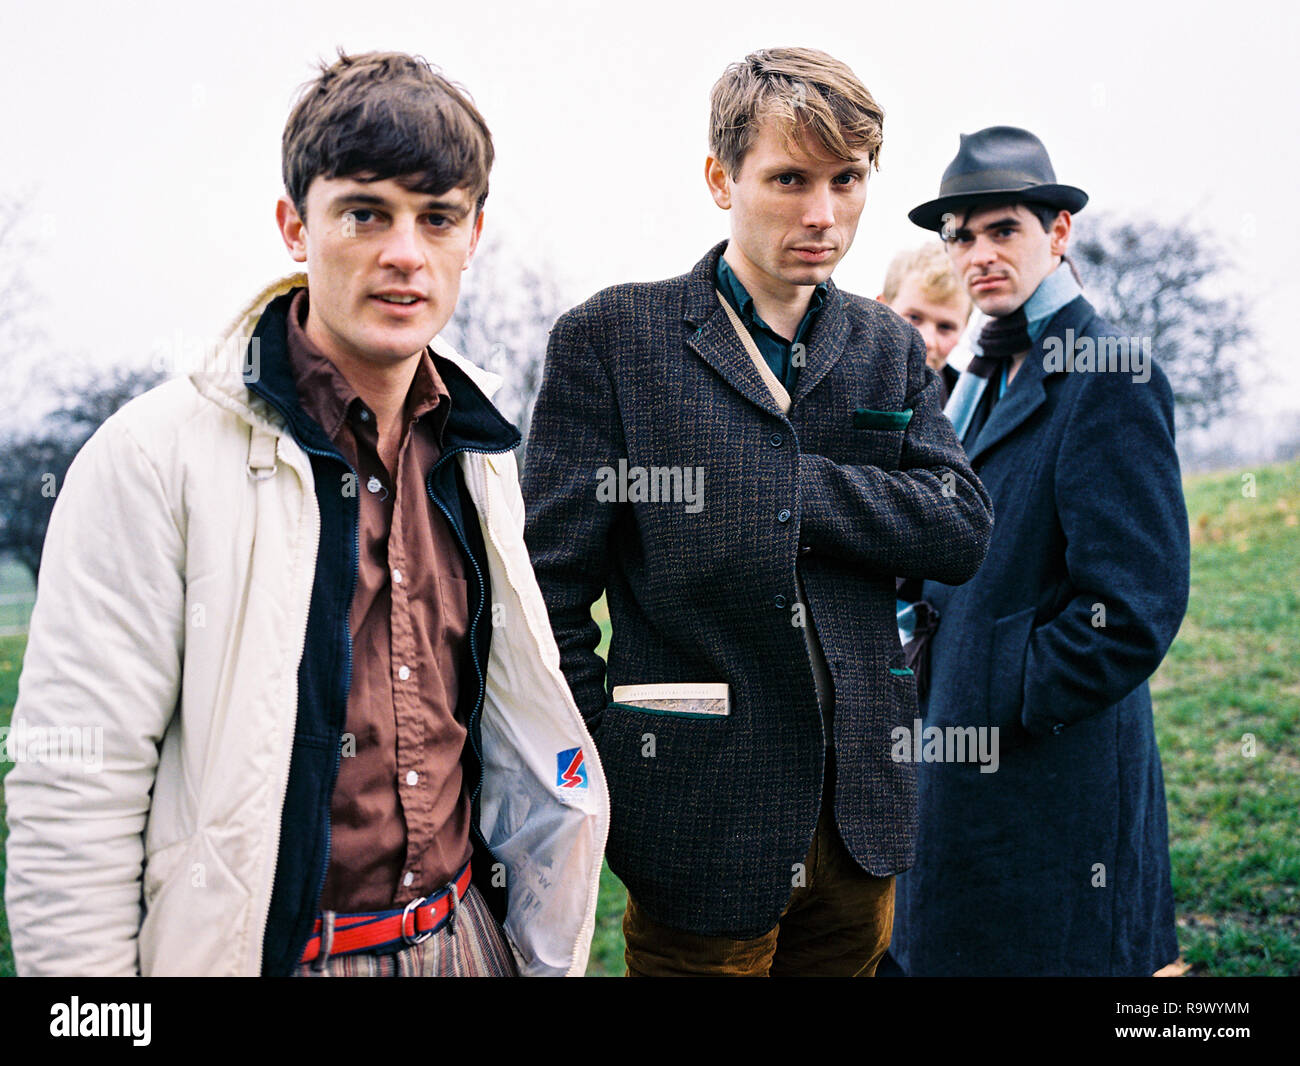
xmin=285 ymin=288 xmax=451 ymax=444
xmin=1023 ymin=261 xmax=1083 ymax=343
xmin=716 ymin=254 xmax=827 ymax=335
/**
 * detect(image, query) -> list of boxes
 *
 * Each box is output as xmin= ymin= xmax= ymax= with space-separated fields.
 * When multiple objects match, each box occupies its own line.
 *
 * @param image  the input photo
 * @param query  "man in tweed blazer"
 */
xmin=522 ymin=48 xmax=992 ymax=976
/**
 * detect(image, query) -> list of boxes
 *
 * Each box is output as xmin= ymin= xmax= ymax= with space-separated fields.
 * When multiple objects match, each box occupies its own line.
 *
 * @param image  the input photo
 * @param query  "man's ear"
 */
xmin=463 ymin=208 xmax=485 ymax=271
xmin=276 ymin=194 xmax=308 ymax=263
xmin=704 ymin=155 xmax=732 ymax=210
xmin=1049 ymin=210 xmax=1072 ymax=257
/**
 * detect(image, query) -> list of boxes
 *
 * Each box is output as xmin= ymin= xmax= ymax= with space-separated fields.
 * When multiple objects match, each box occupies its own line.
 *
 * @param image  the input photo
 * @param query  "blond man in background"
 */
xmin=878 ymin=242 xmax=972 ymax=406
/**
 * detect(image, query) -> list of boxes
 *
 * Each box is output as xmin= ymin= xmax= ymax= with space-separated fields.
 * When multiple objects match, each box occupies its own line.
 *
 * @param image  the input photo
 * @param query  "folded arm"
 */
xmin=798 ymin=330 xmax=993 ymax=584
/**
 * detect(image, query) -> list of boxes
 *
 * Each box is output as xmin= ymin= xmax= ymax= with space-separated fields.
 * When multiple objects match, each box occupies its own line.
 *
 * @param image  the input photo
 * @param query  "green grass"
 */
xmin=1152 ymin=458 xmax=1300 ymax=975
xmin=2 ymin=463 xmax=1296 ymax=977
xmin=587 ymin=861 xmax=628 ymax=977
xmin=1 ymin=632 xmax=25 ymax=977
xmin=0 ymin=559 xmax=34 ymax=634
xmin=584 ymin=594 xmax=626 ymax=975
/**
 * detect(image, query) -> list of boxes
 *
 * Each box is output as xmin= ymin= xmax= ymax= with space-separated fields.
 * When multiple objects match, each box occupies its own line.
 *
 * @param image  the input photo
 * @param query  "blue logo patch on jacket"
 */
xmin=556 ymin=748 xmax=588 ymax=789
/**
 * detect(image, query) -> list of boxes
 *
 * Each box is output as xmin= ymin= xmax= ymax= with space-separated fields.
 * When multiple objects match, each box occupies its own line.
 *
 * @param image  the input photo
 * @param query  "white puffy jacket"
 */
xmin=3 ymin=275 xmax=609 ymax=976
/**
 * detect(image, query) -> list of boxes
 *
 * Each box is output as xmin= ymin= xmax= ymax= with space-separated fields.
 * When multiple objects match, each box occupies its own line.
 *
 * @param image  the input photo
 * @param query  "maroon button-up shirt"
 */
xmin=285 ymin=289 xmax=475 ymax=913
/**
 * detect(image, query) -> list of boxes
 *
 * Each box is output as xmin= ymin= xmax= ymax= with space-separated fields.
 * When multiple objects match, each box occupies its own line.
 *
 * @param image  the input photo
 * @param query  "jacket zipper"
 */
xmin=294 ymin=439 xmax=359 ymax=969
xmin=249 ymin=427 xmax=315 ymax=977
xmin=246 ymin=399 xmax=358 ymax=975
xmin=425 ymin=441 xmax=518 ymax=843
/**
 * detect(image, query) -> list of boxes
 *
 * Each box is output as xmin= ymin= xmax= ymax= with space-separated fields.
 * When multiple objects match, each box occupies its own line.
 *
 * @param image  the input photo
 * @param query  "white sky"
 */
xmin=3 ymin=0 xmax=1298 ymax=421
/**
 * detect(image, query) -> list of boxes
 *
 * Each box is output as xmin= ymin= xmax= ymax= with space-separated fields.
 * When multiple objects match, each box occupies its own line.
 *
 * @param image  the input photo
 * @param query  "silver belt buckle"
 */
xmin=400 ymin=896 xmax=432 ymax=946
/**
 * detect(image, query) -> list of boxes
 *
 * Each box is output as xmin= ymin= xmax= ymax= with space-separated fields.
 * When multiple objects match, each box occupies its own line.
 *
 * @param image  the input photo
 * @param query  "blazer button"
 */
xmin=799 ymin=545 xmax=812 ymax=556
xmin=769 ymin=433 xmax=783 ymax=447
xmin=777 ymin=508 xmax=792 ymax=524
xmin=773 ymin=594 xmax=788 ymax=609
xmin=1051 ymin=723 xmax=1065 ymax=735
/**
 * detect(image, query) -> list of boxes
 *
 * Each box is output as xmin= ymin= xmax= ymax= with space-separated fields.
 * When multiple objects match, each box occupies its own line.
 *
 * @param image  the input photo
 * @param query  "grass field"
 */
xmin=1 ymin=460 xmax=1296 ymax=977
xmin=1153 ymin=459 xmax=1300 ymax=975
xmin=0 ymin=631 xmax=25 ymax=975
xmin=0 ymin=560 xmax=34 ymax=635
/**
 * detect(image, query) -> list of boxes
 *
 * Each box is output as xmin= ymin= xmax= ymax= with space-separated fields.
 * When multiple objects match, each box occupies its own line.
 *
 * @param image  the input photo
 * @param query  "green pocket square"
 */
xmin=853 ymin=407 xmax=913 ymax=430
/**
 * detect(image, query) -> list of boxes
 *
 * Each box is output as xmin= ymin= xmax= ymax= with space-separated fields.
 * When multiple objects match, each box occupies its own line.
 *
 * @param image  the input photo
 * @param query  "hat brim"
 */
xmin=908 ymin=184 xmax=1088 ymax=232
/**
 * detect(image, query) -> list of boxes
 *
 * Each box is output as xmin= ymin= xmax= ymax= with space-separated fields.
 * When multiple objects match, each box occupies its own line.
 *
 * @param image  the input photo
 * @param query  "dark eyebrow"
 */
xmin=759 ymin=163 xmax=867 ymax=178
xmin=328 ymin=192 xmax=469 ymax=218
xmin=952 ymin=215 xmax=1022 ymax=240
xmin=329 ymin=193 xmax=386 ymax=210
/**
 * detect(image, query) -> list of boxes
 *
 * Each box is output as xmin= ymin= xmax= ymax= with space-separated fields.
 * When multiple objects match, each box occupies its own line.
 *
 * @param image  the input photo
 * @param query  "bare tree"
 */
xmin=0 ymin=192 xmax=49 ymax=427
xmin=442 ymin=236 xmax=569 ymax=460
xmin=1071 ymin=213 xmax=1251 ymax=431
xmin=0 ymin=364 xmax=166 ymax=583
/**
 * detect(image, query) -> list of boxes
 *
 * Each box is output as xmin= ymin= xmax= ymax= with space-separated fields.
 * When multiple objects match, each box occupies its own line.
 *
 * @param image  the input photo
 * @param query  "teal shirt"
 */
xmin=715 ymin=255 xmax=827 ymax=394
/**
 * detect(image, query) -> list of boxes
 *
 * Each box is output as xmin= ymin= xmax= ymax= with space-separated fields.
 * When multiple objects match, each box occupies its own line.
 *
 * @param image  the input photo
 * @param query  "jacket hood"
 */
xmin=190 ymin=273 xmax=506 ymax=432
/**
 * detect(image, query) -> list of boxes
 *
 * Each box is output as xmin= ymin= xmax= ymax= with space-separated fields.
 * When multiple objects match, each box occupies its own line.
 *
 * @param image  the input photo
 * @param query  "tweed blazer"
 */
xmin=522 ymin=241 xmax=993 ymax=936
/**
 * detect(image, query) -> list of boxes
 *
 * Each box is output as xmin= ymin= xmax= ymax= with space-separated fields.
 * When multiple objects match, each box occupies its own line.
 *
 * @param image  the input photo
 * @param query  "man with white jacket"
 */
xmin=4 ymin=50 xmax=608 ymax=977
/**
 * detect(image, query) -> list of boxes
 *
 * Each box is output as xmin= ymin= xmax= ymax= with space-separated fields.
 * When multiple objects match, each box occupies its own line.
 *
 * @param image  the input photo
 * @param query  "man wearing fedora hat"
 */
xmin=888 ymin=126 xmax=1190 ymax=976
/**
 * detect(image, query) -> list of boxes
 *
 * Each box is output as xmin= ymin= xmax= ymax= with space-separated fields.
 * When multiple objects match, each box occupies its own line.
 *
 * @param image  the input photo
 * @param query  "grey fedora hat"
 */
xmin=909 ymin=125 xmax=1088 ymax=232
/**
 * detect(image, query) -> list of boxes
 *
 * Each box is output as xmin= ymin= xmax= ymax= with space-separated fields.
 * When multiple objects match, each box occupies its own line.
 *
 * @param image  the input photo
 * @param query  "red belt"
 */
xmin=299 ymin=861 xmax=473 ymax=965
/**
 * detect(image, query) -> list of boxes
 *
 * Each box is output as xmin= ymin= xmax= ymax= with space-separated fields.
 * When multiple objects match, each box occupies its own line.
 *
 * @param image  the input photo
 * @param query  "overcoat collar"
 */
xmin=682 ymin=240 xmax=850 ymax=417
xmin=968 ymin=293 xmax=1098 ymax=464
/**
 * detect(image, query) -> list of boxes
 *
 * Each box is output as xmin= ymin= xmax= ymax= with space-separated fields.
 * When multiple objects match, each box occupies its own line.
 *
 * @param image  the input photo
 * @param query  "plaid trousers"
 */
xmin=291 ymin=883 xmax=518 ymax=977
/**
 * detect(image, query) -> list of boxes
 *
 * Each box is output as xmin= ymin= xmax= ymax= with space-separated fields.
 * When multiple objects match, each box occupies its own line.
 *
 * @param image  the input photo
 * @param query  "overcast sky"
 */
xmin=3 ymin=0 xmax=1297 ymax=426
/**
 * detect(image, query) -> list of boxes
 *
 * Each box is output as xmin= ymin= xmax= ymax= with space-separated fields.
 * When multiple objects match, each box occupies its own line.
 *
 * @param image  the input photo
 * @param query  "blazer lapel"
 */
xmin=968 ymin=296 xmax=1096 ymax=464
xmin=789 ymin=282 xmax=849 ymax=410
xmin=967 ymin=354 xmax=1047 ymax=464
xmin=683 ymin=242 xmax=789 ymax=418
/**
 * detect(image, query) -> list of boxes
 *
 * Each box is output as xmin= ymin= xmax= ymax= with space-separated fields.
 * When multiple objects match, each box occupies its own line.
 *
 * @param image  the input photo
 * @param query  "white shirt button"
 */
xmin=398 ymin=665 xmax=411 ymax=681
xmin=392 ymin=568 xmax=403 ymax=584
xmin=405 ymin=770 xmax=418 ymax=786
xmin=403 ymin=872 xmax=414 ymax=887
xmin=367 ymin=476 xmax=383 ymax=494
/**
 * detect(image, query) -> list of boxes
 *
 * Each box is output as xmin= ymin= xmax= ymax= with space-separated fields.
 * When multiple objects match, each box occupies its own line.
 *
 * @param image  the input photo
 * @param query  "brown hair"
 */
xmin=708 ymin=47 xmax=884 ymax=178
xmin=282 ymin=50 xmax=494 ymax=221
xmin=881 ymin=242 xmax=971 ymax=321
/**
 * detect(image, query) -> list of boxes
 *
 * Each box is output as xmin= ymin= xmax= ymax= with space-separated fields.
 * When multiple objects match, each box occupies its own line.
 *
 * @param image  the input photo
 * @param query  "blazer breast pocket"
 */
xmin=848 ymin=408 xmax=910 ymax=467
xmin=609 ymin=683 xmax=730 ymax=719
xmin=853 ymin=407 xmax=913 ymax=431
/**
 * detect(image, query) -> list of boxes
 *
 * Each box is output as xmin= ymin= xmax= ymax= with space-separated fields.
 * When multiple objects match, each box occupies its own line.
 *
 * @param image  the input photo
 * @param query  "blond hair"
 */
xmin=708 ymin=47 xmax=884 ymax=178
xmin=881 ymin=242 xmax=971 ymax=320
